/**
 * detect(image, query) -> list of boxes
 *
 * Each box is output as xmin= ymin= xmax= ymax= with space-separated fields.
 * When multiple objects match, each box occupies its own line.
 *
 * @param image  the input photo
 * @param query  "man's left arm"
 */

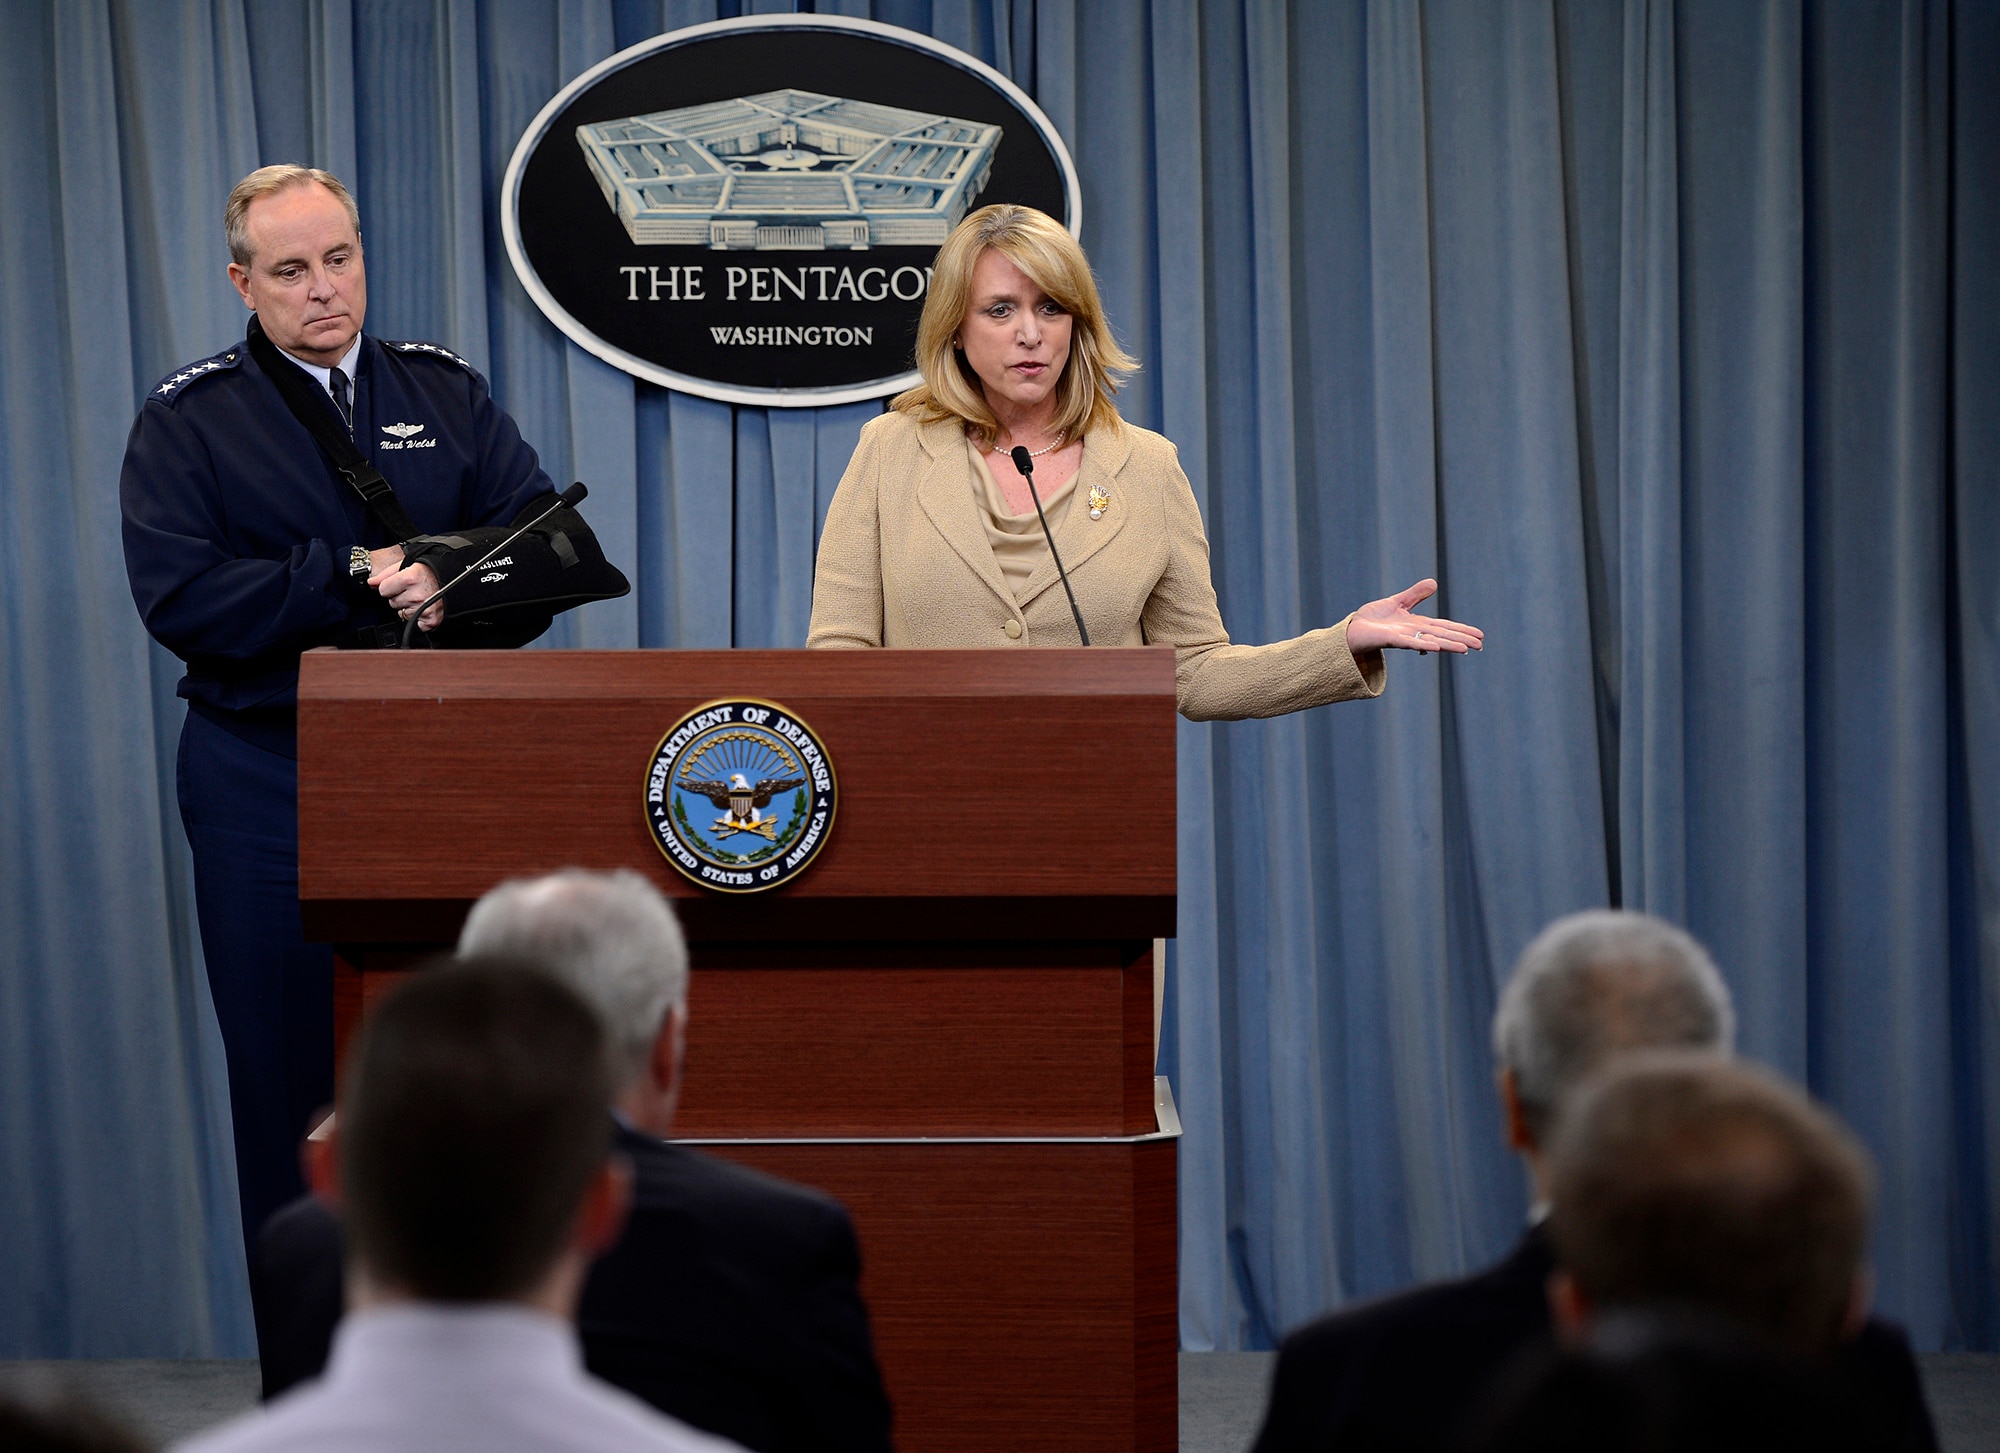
xmin=466 ymin=370 xmax=559 ymax=527
xmin=788 ymin=1201 xmax=895 ymax=1453
xmin=388 ymin=363 xmax=556 ymax=633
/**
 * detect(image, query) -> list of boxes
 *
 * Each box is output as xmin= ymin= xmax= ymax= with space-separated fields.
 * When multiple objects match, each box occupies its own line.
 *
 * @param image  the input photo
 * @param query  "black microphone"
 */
xmin=398 ymin=481 xmax=589 ymax=649
xmin=1010 ymin=445 xmax=1090 ymax=647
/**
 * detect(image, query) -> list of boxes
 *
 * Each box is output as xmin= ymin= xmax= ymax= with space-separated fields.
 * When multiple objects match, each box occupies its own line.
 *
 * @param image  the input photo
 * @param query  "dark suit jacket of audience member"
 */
xmin=1248 ymin=1222 xmax=1937 ymax=1453
xmin=252 ymin=1122 xmax=893 ymax=1453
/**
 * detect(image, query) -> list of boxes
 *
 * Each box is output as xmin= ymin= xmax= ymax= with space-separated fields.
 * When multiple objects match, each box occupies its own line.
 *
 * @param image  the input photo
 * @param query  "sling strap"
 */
xmin=245 ymin=315 xmax=421 ymax=542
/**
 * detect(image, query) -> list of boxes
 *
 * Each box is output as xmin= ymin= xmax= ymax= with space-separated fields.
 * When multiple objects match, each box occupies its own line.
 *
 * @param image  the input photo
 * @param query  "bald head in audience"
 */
xmin=1546 ymin=1053 xmax=1874 ymax=1358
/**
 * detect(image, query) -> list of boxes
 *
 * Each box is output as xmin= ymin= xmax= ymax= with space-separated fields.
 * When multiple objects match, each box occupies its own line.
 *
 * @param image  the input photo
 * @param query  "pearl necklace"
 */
xmin=992 ymin=438 xmax=1064 ymax=460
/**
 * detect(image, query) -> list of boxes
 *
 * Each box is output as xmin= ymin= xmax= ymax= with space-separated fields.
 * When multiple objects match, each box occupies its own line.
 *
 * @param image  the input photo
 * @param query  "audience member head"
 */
xmin=458 ymin=869 xmax=690 ymax=1131
xmin=1492 ymin=910 xmax=1733 ymax=1183
xmin=329 ymin=957 xmax=622 ymax=1312
xmin=1546 ymin=1053 xmax=1874 ymax=1358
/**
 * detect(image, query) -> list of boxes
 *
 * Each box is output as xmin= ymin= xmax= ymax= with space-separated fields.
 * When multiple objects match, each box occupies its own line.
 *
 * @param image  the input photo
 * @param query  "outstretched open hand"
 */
xmin=1346 ymin=578 xmax=1483 ymax=655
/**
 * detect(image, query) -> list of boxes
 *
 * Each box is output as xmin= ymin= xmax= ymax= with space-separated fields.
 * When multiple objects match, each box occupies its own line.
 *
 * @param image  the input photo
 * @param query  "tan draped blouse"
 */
xmin=965 ymin=436 xmax=1081 ymax=608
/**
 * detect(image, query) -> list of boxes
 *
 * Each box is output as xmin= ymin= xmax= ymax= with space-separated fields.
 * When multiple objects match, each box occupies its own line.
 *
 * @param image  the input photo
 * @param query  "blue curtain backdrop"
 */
xmin=1 ymin=0 xmax=1993 ymax=1357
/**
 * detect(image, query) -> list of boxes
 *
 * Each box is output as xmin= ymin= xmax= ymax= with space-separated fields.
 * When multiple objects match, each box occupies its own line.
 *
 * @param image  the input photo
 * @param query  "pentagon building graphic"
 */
xmin=575 ymin=90 xmax=1002 ymax=250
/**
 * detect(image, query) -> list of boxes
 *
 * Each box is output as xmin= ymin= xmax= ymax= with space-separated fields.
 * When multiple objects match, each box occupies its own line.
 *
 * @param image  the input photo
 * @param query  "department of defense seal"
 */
xmin=643 ymin=698 xmax=837 ymax=893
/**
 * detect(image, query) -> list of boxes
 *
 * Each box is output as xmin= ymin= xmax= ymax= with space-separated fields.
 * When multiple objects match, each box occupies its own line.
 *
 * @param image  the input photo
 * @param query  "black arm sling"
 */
xmin=247 ymin=316 xmax=629 ymax=648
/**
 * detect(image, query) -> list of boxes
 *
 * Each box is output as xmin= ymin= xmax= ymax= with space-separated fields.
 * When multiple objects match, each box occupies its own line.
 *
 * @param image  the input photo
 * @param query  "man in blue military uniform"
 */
xmin=120 ymin=165 xmax=559 ymax=1265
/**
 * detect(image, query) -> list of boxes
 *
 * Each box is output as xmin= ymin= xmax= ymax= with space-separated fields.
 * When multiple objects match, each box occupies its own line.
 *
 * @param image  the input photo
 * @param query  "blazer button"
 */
xmin=1003 ymin=619 xmax=1023 ymax=639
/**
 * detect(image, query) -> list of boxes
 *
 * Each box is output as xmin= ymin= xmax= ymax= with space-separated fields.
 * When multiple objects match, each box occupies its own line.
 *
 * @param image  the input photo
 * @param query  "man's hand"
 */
xmin=366 ymin=547 xmax=444 ymax=632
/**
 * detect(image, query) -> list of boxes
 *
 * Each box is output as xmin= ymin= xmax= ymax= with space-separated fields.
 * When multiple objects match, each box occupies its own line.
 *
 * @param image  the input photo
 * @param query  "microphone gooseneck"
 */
xmin=398 ymin=481 xmax=590 ymax=649
xmin=1009 ymin=445 xmax=1090 ymax=647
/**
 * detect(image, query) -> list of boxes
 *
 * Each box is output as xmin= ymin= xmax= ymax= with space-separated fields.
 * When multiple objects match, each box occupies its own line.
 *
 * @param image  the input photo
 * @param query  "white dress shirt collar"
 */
xmin=274 ymin=334 xmax=362 ymax=402
xmin=323 ymin=1301 xmax=582 ymax=1388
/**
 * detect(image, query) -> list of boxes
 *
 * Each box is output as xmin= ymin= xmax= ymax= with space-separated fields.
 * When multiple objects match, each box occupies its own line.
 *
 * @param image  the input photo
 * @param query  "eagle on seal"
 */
xmin=683 ymin=771 xmax=805 ymax=827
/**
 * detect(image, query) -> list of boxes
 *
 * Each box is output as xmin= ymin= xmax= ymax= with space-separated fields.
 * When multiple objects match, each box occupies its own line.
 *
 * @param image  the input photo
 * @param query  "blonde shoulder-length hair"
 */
xmin=894 ymin=204 xmax=1137 ymax=446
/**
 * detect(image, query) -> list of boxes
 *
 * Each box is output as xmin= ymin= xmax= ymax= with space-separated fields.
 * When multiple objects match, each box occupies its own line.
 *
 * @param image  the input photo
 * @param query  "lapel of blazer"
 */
xmin=914 ymin=416 xmax=1016 ymax=613
xmin=1014 ymin=423 xmax=1134 ymax=612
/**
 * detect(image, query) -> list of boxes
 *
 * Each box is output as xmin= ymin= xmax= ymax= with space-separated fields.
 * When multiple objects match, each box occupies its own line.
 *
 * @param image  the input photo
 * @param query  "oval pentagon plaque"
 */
xmin=503 ymin=14 xmax=1080 ymax=407
xmin=644 ymin=698 xmax=838 ymax=893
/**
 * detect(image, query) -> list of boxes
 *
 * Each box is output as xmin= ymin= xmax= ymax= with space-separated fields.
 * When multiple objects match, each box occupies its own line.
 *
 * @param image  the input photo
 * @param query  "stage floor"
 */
xmin=2 ymin=1350 xmax=1995 ymax=1451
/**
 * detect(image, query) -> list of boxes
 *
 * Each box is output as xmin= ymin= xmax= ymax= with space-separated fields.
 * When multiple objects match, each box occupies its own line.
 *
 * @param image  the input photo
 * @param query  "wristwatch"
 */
xmin=349 ymin=545 xmax=371 ymax=581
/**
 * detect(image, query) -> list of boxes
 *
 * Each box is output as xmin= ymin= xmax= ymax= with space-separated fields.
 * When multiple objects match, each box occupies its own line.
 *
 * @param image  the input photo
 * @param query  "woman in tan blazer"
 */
xmin=808 ymin=205 xmax=1481 ymax=719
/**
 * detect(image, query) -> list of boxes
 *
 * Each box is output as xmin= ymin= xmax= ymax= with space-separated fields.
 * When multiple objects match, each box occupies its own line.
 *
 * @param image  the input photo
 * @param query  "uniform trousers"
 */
xmin=177 ymin=706 xmax=333 ymax=1257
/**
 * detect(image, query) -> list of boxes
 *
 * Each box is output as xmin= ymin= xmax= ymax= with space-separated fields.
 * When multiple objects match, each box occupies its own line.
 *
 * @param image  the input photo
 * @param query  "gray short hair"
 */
xmin=224 ymin=165 xmax=361 ymax=266
xmin=457 ymin=869 xmax=687 ymax=1089
xmin=1493 ymin=910 xmax=1735 ymax=1141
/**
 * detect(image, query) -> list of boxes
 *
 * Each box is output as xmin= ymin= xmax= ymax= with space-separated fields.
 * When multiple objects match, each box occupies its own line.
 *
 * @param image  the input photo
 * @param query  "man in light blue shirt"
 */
xmin=178 ymin=959 xmax=743 ymax=1453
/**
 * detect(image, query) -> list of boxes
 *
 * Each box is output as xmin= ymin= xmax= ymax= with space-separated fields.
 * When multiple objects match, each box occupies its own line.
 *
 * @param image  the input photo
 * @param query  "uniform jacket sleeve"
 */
xmin=462 ymin=366 xmax=559 ymax=526
xmin=121 ymin=397 xmax=353 ymax=663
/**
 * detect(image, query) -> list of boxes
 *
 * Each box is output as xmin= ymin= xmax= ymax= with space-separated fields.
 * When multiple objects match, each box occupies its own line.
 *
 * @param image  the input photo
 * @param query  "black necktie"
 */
xmin=329 ymin=368 xmax=353 ymax=437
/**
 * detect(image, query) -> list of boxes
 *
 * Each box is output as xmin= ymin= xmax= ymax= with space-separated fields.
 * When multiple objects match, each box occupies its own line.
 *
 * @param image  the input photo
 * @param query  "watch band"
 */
xmin=349 ymin=545 xmax=372 ymax=580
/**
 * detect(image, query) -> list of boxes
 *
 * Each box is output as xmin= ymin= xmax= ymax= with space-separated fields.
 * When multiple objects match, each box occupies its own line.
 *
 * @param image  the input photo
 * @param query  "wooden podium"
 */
xmin=297 ymin=647 xmax=1180 ymax=1453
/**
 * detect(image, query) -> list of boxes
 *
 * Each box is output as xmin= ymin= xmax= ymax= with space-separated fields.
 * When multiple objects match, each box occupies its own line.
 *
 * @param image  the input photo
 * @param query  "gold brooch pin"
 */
xmin=1088 ymin=485 xmax=1111 ymax=520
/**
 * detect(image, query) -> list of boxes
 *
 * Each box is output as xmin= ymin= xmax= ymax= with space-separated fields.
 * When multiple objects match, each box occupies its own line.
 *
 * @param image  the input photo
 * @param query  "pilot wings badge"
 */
xmin=381 ymin=422 xmax=425 ymax=439
xmin=642 ymin=698 xmax=837 ymax=893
